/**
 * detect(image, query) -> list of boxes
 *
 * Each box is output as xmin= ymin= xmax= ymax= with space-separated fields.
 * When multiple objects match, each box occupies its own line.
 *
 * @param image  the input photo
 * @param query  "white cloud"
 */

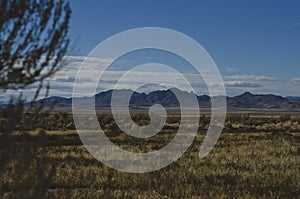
xmin=225 ymin=74 xmax=279 ymax=81
xmin=225 ymin=81 xmax=262 ymax=88
xmin=38 ymin=60 xmax=300 ymax=98
xmin=291 ymin=78 xmax=300 ymax=84
xmin=2 ymin=56 xmax=300 ymax=101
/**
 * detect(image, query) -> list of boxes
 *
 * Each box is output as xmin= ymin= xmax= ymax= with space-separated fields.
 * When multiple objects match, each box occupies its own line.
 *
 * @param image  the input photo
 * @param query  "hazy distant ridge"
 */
xmin=35 ymin=89 xmax=300 ymax=110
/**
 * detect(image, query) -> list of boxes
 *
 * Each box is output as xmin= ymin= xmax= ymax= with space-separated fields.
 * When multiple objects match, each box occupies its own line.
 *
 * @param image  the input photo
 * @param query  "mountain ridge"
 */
xmin=30 ymin=89 xmax=300 ymax=110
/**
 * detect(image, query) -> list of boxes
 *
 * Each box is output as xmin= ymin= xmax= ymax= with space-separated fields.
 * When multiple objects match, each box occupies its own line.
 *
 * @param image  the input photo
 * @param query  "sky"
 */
xmin=69 ymin=0 xmax=300 ymax=76
xmin=3 ymin=0 xmax=300 ymax=101
xmin=67 ymin=0 xmax=300 ymax=96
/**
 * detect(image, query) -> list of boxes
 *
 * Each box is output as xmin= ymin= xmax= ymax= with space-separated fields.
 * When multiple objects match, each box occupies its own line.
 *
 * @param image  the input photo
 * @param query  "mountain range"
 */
xmin=34 ymin=89 xmax=300 ymax=110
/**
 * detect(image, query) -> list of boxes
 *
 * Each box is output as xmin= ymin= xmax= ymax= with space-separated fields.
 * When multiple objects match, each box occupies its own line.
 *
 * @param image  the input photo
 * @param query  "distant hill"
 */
xmin=24 ymin=89 xmax=300 ymax=110
xmin=227 ymin=92 xmax=300 ymax=109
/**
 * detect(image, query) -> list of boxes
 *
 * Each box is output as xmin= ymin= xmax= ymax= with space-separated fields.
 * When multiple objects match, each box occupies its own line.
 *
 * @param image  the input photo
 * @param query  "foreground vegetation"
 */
xmin=0 ymin=113 xmax=299 ymax=198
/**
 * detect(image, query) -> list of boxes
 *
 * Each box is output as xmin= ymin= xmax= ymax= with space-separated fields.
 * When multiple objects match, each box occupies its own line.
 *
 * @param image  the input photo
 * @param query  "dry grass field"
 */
xmin=0 ymin=113 xmax=299 ymax=198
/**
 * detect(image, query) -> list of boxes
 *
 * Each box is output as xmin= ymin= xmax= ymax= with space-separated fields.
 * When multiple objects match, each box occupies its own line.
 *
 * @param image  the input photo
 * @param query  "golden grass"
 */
xmin=0 ymin=133 xmax=299 ymax=198
xmin=0 ymin=114 xmax=299 ymax=198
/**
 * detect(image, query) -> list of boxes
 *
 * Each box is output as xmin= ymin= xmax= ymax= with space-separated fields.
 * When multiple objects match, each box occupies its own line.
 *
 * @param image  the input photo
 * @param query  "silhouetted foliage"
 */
xmin=0 ymin=0 xmax=71 ymax=91
xmin=0 ymin=0 xmax=71 ymax=134
xmin=0 ymin=1 xmax=71 ymax=198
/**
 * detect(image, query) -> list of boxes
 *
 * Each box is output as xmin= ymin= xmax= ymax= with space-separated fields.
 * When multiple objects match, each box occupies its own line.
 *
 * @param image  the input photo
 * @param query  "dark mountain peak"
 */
xmin=168 ymin=87 xmax=183 ymax=92
xmin=95 ymin=88 xmax=136 ymax=97
xmin=228 ymin=91 xmax=291 ymax=109
xmin=239 ymin=92 xmax=254 ymax=97
xmin=264 ymin=93 xmax=284 ymax=98
xmin=27 ymin=88 xmax=300 ymax=110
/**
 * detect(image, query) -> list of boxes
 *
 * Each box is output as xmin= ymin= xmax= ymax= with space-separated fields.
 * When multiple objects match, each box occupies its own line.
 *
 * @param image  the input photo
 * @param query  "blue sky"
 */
xmin=4 ymin=0 xmax=300 ymax=101
xmin=69 ymin=0 xmax=300 ymax=78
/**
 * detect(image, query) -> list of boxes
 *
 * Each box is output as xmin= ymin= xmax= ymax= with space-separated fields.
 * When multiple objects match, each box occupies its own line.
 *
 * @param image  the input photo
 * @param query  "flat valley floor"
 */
xmin=0 ymin=113 xmax=299 ymax=199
